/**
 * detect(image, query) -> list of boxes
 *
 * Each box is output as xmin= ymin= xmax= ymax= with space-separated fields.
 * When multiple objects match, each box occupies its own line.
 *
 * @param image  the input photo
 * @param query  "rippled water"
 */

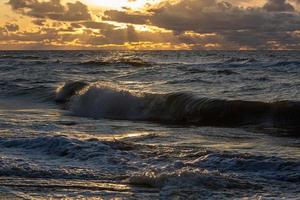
xmin=0 ymin=50 xmax=299 ymax=199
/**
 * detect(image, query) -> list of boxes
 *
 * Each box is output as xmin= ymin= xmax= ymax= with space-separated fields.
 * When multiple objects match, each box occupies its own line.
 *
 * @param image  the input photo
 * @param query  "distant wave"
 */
xmin=268 ymin=61 xmax=300 ymax=67
xmin=0 ymin=55 xmax=49 ymax=60
xmin=55 ymin=81 xmax=300 ymax=135
xmin=79 ymin=57 xmax=152 ymax=67
xmin=177 ymin=67 xmax=239 ymax=76
xmin=167 ymin=77 xmax=212 ymax=84
xmin=0 ymin=83 xmax=55 ymax=100
xmin=224 ymin=57 xmax=257 ymax=64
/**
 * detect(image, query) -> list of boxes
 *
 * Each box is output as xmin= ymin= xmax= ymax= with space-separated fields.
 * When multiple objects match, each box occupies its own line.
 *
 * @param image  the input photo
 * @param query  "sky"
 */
xmin=0 ymin=0 xmax=300 ymax=50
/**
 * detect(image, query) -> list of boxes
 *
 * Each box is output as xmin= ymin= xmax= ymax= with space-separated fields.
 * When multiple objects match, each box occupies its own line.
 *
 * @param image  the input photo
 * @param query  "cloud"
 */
xmin=3 ymin=0 xmax=300 ymax=49
xmin=290 ymin=0 xmax=300 ymax=4
xmin=5 ymin=23 xmax=19 ymax=32
xmin=32 ymin=19 xmax=46 ymax=26
xmin=80 ymin=21 xmax=116 ymax=30
xmin=263 ymin=0 xmax=295 ymax=12
xmin=70 ymin=23 xmax=82 ymax=29
xmin=103 ymin=10 xmax=149 ymax=24
xmin=104 ymin=0 xmax=299 ymax=32
xmin=7 ymin=0 xmax=91 ymax=21
xmin=102 ymin=0 xmax=300 ymax=49
xmin=0 ymin=22 xmax=217 ymax=49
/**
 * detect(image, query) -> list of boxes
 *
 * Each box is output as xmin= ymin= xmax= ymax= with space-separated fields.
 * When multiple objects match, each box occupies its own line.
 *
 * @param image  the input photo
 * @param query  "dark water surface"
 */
xmin=0 ymin=51 xmax=299 ymax=199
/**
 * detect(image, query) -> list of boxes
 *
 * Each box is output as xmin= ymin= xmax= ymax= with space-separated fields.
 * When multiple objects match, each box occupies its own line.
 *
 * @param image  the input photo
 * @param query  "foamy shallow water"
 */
xmin=0 ymin=50 xmax=299 ymax=199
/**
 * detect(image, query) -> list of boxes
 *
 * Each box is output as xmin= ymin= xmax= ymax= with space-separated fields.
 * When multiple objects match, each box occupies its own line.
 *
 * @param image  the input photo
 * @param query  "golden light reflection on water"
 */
xmin=0 ymin=177 xmax=139 ymax=197
xmin=114 ymin=131 xmax=153 ymax=140
xmin=61 ymin=130 xmax=157 ymax=142
xmin=69 ymin=130 xmax=156 ymax=141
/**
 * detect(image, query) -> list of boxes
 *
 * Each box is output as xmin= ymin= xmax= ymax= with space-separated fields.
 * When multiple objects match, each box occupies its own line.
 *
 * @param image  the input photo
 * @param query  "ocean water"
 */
xmin=0 ymin=50 xmax=299 ymax=199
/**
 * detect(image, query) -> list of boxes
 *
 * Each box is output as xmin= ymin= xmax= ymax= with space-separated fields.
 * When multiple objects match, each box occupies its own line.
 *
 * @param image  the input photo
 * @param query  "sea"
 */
xmin=0 ymin=50 xmax=299 ymax=199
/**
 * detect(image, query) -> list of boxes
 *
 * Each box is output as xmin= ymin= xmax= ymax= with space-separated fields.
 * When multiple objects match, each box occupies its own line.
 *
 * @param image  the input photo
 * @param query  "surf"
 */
xmin=55 ymin=81 xmax=300 ymax=135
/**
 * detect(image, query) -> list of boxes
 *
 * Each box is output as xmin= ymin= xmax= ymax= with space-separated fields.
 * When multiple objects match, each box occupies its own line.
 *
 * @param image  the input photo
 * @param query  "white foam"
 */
xmin=69 ymin=84 xmax=148 ymax=120
xmin=129 ymin=168 xmax=253 ymax=189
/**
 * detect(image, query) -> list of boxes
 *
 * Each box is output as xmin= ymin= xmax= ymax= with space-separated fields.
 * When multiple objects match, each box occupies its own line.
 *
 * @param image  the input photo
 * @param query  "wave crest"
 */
xmin=69 ymin=83 xmax=147 ymax=120
xmin=0 ymin=55 xmax=49 ymax=60
xmin=80 ymin=57 xmax=152 ymax=67
xmin=55 ymin=81 xmax=300 ymax=135
xmin=55 ymin=81 xmax=88 ymax=103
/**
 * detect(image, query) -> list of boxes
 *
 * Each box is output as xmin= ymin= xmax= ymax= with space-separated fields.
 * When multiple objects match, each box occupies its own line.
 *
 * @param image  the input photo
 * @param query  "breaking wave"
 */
xmin=55 ymin=81 xmax=300 ymax=135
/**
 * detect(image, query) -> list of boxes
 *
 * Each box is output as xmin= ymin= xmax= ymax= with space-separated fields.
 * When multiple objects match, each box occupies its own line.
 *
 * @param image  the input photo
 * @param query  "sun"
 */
xmin=85 ymin=0 xmax=149 ymax=9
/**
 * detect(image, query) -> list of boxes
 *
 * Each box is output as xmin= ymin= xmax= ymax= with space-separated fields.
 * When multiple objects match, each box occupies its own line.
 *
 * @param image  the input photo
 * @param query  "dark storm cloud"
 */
xmin=7 ymin=0 xmax=91 ymax=21
xmin=102 ymin=0 xmax=300 ymax=49
xmin=263 ymin=0 xmax=295 ymax=12
xmin=221 ymin=30 xmax=300 ymax=49
xmin=104 ymin=0 xmax=300 ymax=32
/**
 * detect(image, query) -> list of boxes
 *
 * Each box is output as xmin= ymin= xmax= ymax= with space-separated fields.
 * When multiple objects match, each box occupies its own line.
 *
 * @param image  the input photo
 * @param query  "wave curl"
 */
xmin=55 ymin=81 xmax=300 ymax=135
